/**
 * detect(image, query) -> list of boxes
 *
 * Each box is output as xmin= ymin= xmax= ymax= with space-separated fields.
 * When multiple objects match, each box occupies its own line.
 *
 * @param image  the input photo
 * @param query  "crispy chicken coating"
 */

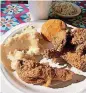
xmin=42 ymin=48 xmax=60 ymax=59
xmin=16 ymin=59 xmax=73 ymax=86
xmin=42 ymin=49 xmax=67 ymax=64
xmin=62 ymin=52 xmax=86 ymax=71
xmin=71 ymin=28 xmax=86 ymax=45
xmin=71 ymin=28 xmax=86 ymax=54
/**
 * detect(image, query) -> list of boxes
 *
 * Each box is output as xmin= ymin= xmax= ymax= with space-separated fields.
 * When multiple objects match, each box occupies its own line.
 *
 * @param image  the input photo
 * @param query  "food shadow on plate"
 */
xmin=50 ymin=74 xmax=86 ymax=88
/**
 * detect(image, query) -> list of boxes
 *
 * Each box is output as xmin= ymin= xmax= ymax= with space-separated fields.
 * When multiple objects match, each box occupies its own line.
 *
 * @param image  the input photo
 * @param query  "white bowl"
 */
xmin=55 ymin=3 xmax=81 ymax=18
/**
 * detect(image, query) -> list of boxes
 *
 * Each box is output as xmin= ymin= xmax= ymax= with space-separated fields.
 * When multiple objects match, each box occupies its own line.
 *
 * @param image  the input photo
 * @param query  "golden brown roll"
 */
xmin=41 ymin=19 xmax=67 ymax=41
xmin=41 ymin=19 xmax=67 ymax=51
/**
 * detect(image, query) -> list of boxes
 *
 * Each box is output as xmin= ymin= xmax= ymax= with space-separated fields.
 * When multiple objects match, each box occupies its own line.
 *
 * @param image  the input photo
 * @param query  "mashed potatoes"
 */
xmin=2 ymin=26 xmax=43 ymax=70
xmin=5 ymin=26 xmax=42 ymax=55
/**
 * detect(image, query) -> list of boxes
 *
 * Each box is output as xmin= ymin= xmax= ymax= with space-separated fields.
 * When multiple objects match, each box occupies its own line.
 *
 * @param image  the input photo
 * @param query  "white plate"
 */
xmin=1 ymin=21 xmax=86 ymax=93
xmin=55 ymin=3 xmax=81 ymax=18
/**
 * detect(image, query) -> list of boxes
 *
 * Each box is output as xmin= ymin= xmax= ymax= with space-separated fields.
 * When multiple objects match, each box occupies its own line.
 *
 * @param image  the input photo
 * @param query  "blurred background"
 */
xmin=1 ymin=1 xmax=86 ymax=35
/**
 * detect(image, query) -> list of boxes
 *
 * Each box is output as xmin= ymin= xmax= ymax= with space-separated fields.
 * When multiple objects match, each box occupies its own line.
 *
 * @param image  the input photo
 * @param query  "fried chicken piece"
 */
xmin=71 ymin=28 xmax=86 ymax=45
xmin=16 ymin=59 xmax=73 ymax=86
xmin=42 ymin=49 xmax=60 ymax=58
xmin=16 ymin=59 xmax=52 ymax=84
xmin=62 ymin=52 xmax=86 ymax=71
xmin=61 ymin=28 xmax=86 ymax=71
xmin=75 ymin=41 xmax=86 ymax=54
xmin=71 ymin=28 xmax=86 ymax=54
xmin=53 ymin=68 xmax=73 ymax=81
xmin=42 ymin=49 xmax=67 ymax=64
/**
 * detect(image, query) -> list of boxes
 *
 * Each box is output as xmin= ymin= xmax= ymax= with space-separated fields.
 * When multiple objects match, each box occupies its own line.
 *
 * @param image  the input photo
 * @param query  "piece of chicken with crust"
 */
xmin=71 ymin=28 xmax=86 ymax=54
xmin=62 ymin=52 xmax=86 ymax=71
xmin=16 ymin=58 xmax=74 ymax=87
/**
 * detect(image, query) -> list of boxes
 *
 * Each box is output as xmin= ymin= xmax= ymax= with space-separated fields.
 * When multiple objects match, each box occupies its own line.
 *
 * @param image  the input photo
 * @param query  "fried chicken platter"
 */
xmin=1 ymin=19 xmax=86 ymax=88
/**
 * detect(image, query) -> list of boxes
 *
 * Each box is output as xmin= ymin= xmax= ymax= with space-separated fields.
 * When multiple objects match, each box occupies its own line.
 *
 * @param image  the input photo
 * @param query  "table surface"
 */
xmin=0 ymin=1 xmax=86 ymax=35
